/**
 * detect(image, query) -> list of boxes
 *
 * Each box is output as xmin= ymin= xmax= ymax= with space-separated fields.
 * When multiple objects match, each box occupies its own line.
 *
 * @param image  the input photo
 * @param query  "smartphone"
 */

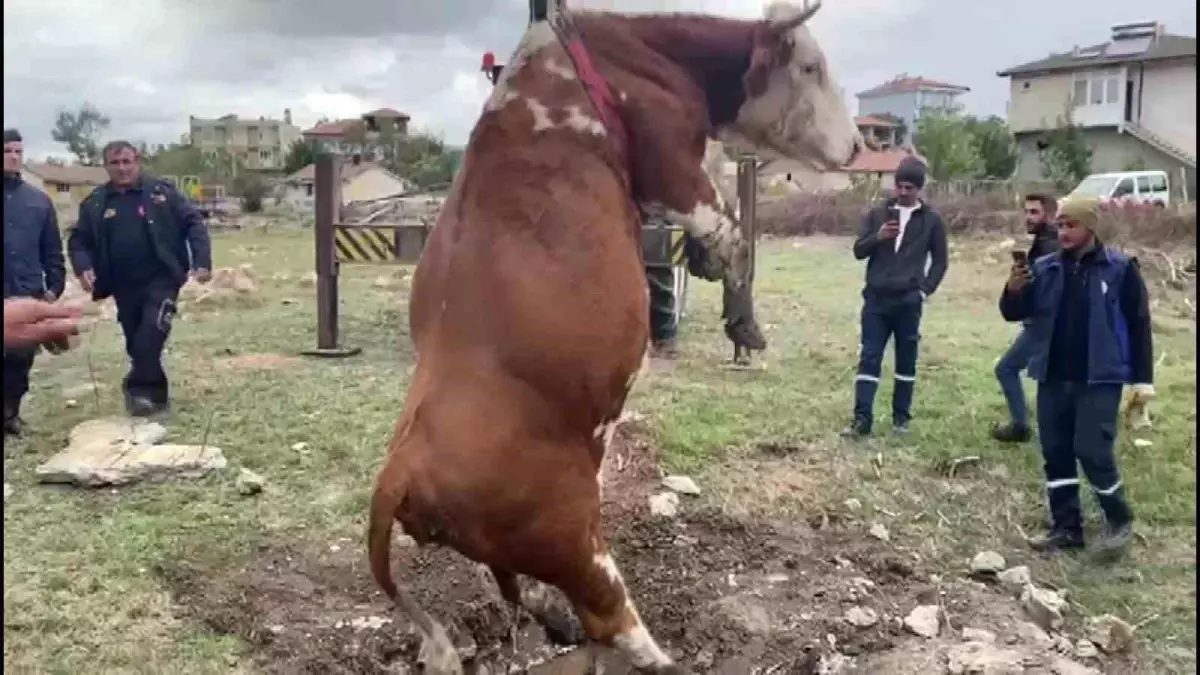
xmin=1011 ymin=250 xmax=1029 ymax=266
xmin=886 ymin=206 xmax=900 ymax=223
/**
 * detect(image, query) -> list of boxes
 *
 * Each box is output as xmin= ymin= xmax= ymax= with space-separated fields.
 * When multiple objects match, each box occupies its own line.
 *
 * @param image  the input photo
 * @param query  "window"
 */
xmin=1105 ymin=76 xmax=1120 ymax=103
xmin=1073 ymin=79 xmax=1089 ymax=106
xmin=1113 ymin=178 xmax=1135 ymax=197
xmin=1147 ymin=174 xmax=1168 ymax=192
xmin=1136 ymin=175 xmax=1151 ymax=193
xmin=305 ymin=183 xmax=314 ymax=197
xmin=55 ymin=183 xmax=70 ymax=194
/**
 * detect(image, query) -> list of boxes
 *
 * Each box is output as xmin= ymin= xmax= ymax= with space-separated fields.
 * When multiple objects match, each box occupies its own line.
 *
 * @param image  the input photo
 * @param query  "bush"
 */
xmin=756 ymin=192 xmax=1197 ymax=249
xmin=233 ymin=174 xmax=269 ymax=214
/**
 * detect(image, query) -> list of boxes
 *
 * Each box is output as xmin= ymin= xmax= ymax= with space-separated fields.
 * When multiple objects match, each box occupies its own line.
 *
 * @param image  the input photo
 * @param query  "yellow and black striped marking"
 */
xmin=334 ymin=226 xmax=396 ymax=263
xmin=669 ymin=229 xmax=686 ymax=265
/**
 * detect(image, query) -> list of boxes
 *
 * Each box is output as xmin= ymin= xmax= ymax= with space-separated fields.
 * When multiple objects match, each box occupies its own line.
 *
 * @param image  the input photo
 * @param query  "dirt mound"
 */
xmin=180 ymin=265 xmax=261 ymax=307
xmin=156 ymin=424 xmax=1133 ymax=674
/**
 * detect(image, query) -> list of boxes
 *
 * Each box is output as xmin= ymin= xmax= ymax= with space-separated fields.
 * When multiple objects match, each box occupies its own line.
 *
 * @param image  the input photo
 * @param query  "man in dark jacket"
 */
xmin=66 ymin=140 xmax=212 ymax=417
xmin=3 ymin=128 xmax=66 ymax=435
xmin=992 ymin=193 xmax=1061 ymax=442
xmin=1000 ymin=199 xmax=1152 ymax=559
xmin=842 ymin=157 xmax=949 ymax=437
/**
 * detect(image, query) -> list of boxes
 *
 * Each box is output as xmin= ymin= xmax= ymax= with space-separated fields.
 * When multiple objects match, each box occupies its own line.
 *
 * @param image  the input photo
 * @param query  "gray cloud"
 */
xmin=4 ymin=0 xmax=1195 ymax=161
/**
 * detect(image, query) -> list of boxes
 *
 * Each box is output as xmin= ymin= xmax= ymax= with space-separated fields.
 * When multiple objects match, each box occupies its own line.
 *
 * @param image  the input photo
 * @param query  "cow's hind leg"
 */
xmin=491 ymin=566 xmax=587 ymax=647
xmin=562 ymin=541 xmax=682 ymax=674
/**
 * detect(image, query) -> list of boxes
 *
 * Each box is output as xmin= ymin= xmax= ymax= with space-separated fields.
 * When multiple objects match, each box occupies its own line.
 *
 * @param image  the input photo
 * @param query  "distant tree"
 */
xmin=283 ymin=139 xmax=317 ymax=175
xmin=913 ymin=110 xmax=984 ymax=181
xmin=964 ymin=115 xmax=1018 ymax=179
xmin=1039 ymin=105 xmax=1093 ymax=190
xmin=51 ymin=103 xmax=111 ymax=165
xmin=233 ymin=173 xmax=269 ymax=213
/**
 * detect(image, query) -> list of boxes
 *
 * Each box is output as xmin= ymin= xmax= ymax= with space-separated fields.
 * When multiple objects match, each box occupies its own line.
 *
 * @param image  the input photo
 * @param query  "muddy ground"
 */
xmin=158 ymin=423 xmax=1132 ymax=674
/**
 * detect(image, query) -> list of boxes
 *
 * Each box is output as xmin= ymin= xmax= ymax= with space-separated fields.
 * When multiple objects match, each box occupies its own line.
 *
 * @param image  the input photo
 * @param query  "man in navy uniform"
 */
xmin=67 ymin=140 xmax=212 ymax=417
xmin=3 ymin=128 xmax=66 ymax=435
xmin=1000 ymin=198 xmax=1154 ymax=559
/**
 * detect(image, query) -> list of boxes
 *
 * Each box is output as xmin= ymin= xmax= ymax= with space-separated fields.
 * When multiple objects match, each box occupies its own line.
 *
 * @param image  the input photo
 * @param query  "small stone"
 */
xmin=1050 ymin=657 xmax=1102 ymax=675
xmin=1074 ymin=639 xmax=1099 ymax=659
xmin=65 ymin=399 xmax=79 ymax=408
xmin=1052 ymin=633 xmax=1074 ymax=654
xmin=1132 ymin=438 xmax=1153 ymax=448
xmin=648 ymin=491 xmax=680 ymax=518
xmin=291 ymin=442 xmax=309 ymax=452
xmin=843 ymin=497 xmax=862 ymax=511
xmin=844 ymin=606 xmax=879 ymax=628
xmin=661 ymin=475 xmax=701 ymax=495
xmin=903 ymin=605 xmax=940 ymax=638
xmin=997 ymin=565 xmax=1032 ymax=594
xmin=3 ymin=483 xmax=11 ymax=502
xmin=236 ymin=468 xmax=265 ymax=495
xmin=818 ymin=652 xmax=853 ymax=674
xmin=869 ymin=523 xmax=890 ymax=542
xmin=969 ymin=550 xmax=1006 ymax=577
xmin=1021 ymin=584 xmax=1066 ymax=631
xmin=1086 ymin=614 xmax=1134 ymax=653
xmin=962 ymin=627 xmax=997 ymax=644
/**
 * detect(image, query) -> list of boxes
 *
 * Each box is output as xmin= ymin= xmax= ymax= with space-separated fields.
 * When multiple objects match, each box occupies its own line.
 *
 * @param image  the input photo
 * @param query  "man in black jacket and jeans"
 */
xmin=67 ymin=141 xmax=212 ymax=417
xmin=3 ymin=128 xmax=66 ymax=435
xmin=842 ymin=157 xmax=949 ymax=437
xmin=991 ymin=193 xmax=1060 ymax=442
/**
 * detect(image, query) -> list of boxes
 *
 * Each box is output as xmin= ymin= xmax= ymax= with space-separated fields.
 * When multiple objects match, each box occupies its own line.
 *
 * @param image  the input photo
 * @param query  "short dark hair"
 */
xmin=1024 ymin=193 xmax=1057 ymax=218
xmin=101 ymin=140 xmax=138 ymax=162
xmin=3 ymin=128 xmax=22 ymax=143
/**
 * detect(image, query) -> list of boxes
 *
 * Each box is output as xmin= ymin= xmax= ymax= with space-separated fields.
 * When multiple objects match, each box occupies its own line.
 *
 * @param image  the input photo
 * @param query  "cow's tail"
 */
xmin=367 ymin=464 xmax=441 ymax=640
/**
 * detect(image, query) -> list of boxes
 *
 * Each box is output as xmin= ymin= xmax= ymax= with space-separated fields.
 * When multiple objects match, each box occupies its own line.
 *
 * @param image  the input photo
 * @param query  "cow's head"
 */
xmin=718 ymin=0 xmax=862 ymax=171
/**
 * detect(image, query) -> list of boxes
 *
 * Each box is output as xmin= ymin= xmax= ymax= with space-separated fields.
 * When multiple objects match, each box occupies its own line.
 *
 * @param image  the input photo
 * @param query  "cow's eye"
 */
xmin=802 ymin=63 xmax=819 ymax=75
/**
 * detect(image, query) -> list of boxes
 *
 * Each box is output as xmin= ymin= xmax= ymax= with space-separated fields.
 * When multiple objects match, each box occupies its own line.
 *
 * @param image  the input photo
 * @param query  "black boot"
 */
xmin=840 ymin=418 xmax=871 ymax=439
xmin=3 ymin=399 xmax=23 ymax=437
xmin=1031 ymin=483 xmax=1085 ymax=552
xmin=992 ymin=421 xmax=1033 ymax=443
xmin=1094 ymin=486 xmax=1135 ymax=562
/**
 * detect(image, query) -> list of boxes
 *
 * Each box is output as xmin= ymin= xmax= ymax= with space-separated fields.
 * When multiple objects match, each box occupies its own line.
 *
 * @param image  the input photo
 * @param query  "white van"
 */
xmin=1063 ymin=170 xmax=1171 ymax=208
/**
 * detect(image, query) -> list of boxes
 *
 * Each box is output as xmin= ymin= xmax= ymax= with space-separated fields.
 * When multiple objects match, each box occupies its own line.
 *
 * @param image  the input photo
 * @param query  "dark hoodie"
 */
xmin=852 ymin=198 xmax=949 ymax=299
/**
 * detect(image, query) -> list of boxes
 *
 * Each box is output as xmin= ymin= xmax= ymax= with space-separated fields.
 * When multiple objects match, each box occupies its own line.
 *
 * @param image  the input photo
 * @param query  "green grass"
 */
xmin=4 ymin=229 xmax=1195 ymax=673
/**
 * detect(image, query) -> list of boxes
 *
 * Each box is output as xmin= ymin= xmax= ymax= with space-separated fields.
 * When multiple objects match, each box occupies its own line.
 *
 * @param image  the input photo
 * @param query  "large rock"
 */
xmin=969 ymin=551 xmax=1006 ymax=578
xmin=945 ymin=641 xmax=1024 ymax=674
xmin=36 ymin=417 xmax=226 ymax=487
xmin=904 ymin=605 xmax=941 ymax=638
xmin=997 ymin=566 xmax=1031 ymax=595
xmin=1020 ymin=584 xmax=1066 ymax=631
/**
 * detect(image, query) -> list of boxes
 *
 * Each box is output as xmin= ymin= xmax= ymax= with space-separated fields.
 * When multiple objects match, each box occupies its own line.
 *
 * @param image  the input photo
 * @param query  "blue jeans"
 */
xmin=852 ymin=291 xmax=923 ymax=429
xmin=994 ymin=327 xmax=1039 ymax=426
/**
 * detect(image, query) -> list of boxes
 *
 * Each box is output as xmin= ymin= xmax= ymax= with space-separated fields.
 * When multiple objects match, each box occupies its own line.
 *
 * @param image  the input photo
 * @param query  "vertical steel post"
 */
xmin=303 ymin=153 xmax=361 ymax=358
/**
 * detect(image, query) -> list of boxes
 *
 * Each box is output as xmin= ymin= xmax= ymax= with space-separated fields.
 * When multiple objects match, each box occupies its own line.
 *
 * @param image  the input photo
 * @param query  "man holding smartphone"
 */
xmin=842 ymin=156 xmax=949 ymax=438
xmin=1000 ymin=199 xmax=1153 ymax=558
xmin=991 ymin=194 xmax=1060 ymax=442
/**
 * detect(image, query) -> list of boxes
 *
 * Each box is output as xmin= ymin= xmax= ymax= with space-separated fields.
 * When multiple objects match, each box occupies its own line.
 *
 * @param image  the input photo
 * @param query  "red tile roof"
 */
xmin=854 ymin=115 xmax=900 ymax=128
xmin=857 ymin=76 xmax=970 ymax=97
xmin=364 ymin=107 xmax=410 ymax=119
xmin=302 ymin=119 xmax=359 ymax=137
xmin=845 ymin=149 xmax=914 ymax=174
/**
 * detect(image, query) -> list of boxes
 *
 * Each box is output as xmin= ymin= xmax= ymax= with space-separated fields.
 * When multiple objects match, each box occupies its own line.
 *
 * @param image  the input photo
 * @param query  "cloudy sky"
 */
xmin=4 ymin=0 xmax=1195 ymax=160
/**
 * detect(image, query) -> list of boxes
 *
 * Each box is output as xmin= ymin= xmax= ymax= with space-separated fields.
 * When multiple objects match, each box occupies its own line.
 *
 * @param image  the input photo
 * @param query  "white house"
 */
xmin=282 ymin=159 xmax=414 ymax=211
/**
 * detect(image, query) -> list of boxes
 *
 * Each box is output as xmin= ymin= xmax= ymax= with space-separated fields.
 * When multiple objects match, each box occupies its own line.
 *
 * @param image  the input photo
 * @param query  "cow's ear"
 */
xmin=743 ymin=35 xmax=776 ymax=99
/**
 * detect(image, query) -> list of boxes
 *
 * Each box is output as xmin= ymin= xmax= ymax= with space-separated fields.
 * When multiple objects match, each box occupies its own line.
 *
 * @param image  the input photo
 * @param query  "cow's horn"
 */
xmin=769 ymin=0 xmax=822 ymax=33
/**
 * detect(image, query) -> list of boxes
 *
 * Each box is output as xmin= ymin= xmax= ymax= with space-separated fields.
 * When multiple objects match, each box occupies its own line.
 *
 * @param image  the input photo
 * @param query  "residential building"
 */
xmin=856 ymin=76 xmax=970 ymax=138
xmin=21 ymin=162 xmax=109 ymax=223
xmin=188 ymin=110 xmax=302 ymax=171
xmin=282 ymin=157 xmax=414 ymax=210
xmin=998 ymin=20 xmax=1196 ymax=192
xmin=302 ymin=108 xmax=411 ymax=156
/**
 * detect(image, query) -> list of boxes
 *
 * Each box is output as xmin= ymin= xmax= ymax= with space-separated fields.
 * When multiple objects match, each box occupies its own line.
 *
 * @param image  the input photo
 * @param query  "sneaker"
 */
xmin=892 ymin=422 xmax=911 ymax=436
xmin=991 ymin=422 xmax=1033 ymax=443
xmin=1027 ymin=528 xmax=1085 ymax=553
xmin=840 ymin=420 xmax=871 ymax=439
xmin=1093 ymin=521 xmax=1134 ymax=563
xmin=127 ymin=396 xmax=158 ymax=418
xmin=650 ymin=338 xmax=679 ymax=359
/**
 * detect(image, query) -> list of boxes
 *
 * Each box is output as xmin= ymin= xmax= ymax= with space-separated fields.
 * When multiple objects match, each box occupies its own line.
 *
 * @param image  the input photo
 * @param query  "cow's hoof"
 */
xmin=540 ymin=601 xmax=586 ymax=645
xmin=417 ymin=633 xmax=464 ymax=675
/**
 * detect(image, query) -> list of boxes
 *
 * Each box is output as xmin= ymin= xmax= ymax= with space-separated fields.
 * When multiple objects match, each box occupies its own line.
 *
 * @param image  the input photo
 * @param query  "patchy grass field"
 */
xmin=4 ymin=228 xmax=1195 ymax=674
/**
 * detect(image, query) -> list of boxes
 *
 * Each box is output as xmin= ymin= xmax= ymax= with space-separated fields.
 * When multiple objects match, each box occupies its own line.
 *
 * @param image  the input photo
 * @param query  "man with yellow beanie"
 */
xmin=999 ymin=197 xmax=1154 ymax=560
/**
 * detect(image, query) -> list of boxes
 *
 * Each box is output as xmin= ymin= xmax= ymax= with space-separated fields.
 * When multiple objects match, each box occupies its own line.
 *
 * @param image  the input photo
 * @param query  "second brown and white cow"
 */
xmin=369 ymin=2 xmax=863 ymax=673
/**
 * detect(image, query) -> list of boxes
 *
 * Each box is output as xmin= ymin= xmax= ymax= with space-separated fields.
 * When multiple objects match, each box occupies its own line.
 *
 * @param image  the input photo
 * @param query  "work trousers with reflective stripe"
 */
xmin=646 ymin=266 xmax=677 ymax=343
xmin=1037 ymin=380 xmax=1132 ymax=532
xmin=852 ymin=292 xmax=923 ymax=429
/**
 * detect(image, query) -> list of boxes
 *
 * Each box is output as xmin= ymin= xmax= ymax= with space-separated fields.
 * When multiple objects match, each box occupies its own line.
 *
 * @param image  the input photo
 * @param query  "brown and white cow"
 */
xmin=368 ymin=2 xmax=862 ymax=672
